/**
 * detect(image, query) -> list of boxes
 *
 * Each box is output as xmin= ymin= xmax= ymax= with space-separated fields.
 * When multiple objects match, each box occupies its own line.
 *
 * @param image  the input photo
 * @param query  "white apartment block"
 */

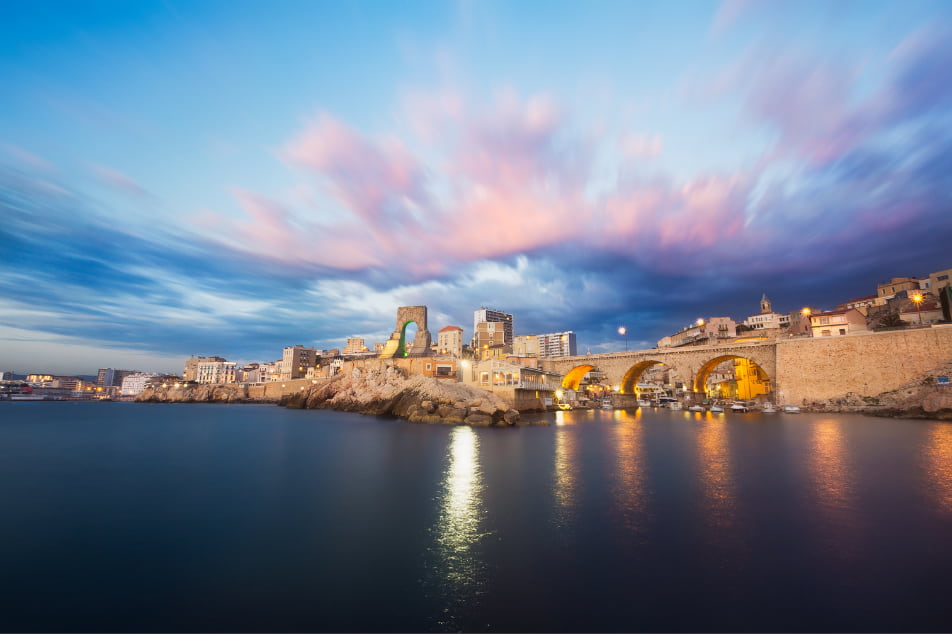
xmin=536 ymin=331 xmax=577 ymax=357
xmin=197 ymin=360 xmax=237 ymax=384
xmin=121 ymin=372 xmax=158 ymax=396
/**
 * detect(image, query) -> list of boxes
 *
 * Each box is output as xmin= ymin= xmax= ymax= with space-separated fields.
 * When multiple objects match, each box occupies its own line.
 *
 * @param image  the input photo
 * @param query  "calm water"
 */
xmin=1 ymin=403 xmax=951 ymax=632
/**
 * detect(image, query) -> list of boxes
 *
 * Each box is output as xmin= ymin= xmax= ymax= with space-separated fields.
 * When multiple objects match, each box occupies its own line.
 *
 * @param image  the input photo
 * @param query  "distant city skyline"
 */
xmin=3 ymin=1 xmax=952 ymax=375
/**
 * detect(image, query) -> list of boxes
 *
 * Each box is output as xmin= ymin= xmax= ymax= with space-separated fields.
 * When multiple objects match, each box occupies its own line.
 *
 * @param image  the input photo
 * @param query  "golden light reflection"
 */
xmin=924 ymin=423 xmax=952 ymax=514
xmin=611 ymin=413 xmax=649 ymax=533
xmin=430 ymin=425 xmax=488 ymax=629
xmin=554 ymin=426 xmax=579 ymax=524
xmin=809 ymin=419 xmax=853 ymax=510
xmin=696 ymin=415 xmax=736 ymax=529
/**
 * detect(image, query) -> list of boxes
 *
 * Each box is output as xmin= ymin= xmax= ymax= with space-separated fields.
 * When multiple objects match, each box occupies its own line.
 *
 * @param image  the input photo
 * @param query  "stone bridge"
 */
xmin=539 ymin=327 xmax=952 ymax=406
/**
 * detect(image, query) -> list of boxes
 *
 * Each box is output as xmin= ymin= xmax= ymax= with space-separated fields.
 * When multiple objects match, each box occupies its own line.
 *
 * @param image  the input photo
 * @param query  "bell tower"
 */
xmin=760 ymin=293 xmax=773 ymax=314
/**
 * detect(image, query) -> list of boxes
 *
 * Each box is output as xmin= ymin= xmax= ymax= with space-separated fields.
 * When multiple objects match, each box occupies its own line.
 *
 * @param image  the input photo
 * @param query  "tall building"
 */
xmin=343 ymin=337 xmax=367 ymax=355
xmin=472 ymin=307 xmax=513 ymax=350
xmin=97 ymin=368 xmax=136 ymax=387
xmin=121 ymin=372 xmax=158 ymax=396
xmin=183 ymin=356 xmax=225 ymax=382
xmin=437 ymin=326 xmax=464 ymax=357
xmin=196 ymin=359 xmax=236 ymax=384
xmin=281 ymin=345 xmax=317 ymax=380
xmin=536 ymin=331 xmax=577 ymax=357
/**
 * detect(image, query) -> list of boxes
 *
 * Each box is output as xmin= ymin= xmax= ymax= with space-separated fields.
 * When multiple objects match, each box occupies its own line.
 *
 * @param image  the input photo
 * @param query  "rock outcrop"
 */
xmin=137 ymin=365 xmax=533 ymax=426
xmin=279 ymin=365 xmax=529 ymax=426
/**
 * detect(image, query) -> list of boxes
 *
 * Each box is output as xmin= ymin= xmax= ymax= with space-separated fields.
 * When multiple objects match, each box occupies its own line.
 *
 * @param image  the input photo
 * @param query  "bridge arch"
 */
xmin=561 ymin=364 xmax=597 ymax=391
xmin=694 ymin=354 xmax=772 ymax=399
xmin=620 ymin=360 xmax=665 ymax=394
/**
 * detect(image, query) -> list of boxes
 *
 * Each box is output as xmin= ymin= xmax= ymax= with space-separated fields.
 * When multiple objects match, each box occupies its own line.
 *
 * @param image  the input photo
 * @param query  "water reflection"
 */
xmin=610 ymin=411 xmax=649 ymax=533
xmin=809 ymin=419 xmax=853 ymax=510
xmin=553 ymin=425 xmax=578 ymax=527
xmin=924 ymin=423 xmax=952 ymax=514
xmin=428 ymin=426 xmax=489 ymax=630
xmin=696 ymin=413 xmax=736 ymax=529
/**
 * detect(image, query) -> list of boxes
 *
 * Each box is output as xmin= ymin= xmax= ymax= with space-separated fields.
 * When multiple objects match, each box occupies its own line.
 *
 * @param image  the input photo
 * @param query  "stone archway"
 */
xmin=561 ymin=364 xmax=598 ymax=390
xmin=694 ymin=354 xmax=773 ymax=400
xmin=379 ymin=306 xmax=433 ymax=358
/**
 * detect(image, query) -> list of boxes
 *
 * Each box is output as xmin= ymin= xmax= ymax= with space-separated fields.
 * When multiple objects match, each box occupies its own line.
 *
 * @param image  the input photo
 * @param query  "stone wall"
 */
xmin=776 ymin=326 xmax=952 ymax=405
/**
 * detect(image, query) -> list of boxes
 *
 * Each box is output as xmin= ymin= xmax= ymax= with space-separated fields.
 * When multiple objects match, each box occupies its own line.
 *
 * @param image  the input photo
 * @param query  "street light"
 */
xmin=912 ymin=293 xmax=924 ymax=324
xmin=618 ymin=326 xmax=628 ymax=351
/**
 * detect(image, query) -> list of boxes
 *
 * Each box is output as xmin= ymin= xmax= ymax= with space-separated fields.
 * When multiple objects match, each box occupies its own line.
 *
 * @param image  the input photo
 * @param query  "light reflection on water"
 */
xmin=695 ymin=412 xmax=736 ymax=530
xmin=806 ymin=418 xmax=862 ymax=561
xmin=553 ymin=421 xmax=579 ymax=529
xmin=609 ymin=409 xmax=649 ymax=533
xmin=427 ymin=425 xmax=489 ymax=630
xmin=924 ymin=422 xmax=952 ymax=514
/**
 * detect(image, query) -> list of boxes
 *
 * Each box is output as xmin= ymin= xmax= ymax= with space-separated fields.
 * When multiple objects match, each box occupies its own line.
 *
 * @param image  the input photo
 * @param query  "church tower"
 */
xmin=760 ymin=293 xmax=773 ymax=314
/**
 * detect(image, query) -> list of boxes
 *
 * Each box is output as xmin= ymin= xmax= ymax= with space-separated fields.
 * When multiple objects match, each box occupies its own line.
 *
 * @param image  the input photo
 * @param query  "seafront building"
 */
xmin=280 ymin=345 xmax=317 ymax=380
xmin=473 ymin=307 xmax=513 ymax=352
xmin=436 ymin=326 xmax=464 ymax=357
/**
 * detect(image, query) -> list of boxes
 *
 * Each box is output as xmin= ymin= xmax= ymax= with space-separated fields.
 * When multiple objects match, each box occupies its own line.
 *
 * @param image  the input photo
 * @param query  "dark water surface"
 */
xmin=1 ymin=402 xmax=951 ymax=632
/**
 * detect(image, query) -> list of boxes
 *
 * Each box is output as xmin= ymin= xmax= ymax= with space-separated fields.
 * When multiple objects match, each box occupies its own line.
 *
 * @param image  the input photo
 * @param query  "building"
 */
xmin=472 ymin=307 xmax=513 ymax=351
xmin=281 ymin=345 xmax=317 ymax=380
xmin=743 ymin=294 xmax=790 ymax=332
xmin=473 ymin=321 xmax=512 ymax=355
xmin=183 ymin=356 xmax=225 ymax=382
xmin=899 ymin=299 xmax=943 ymax=325
xmin=422 ymin=358 xmax=458 ymax=379
xmin=97 ymin=368 xmax=136 ymax=388
xmin=0 ymin=371 xmax=12 ymax=381
xmin=786 ymin=309 xmax=815 ymax=336
xmin=810 ymin=308 xmax=869 ymax=337
xmin=513 ymin=335 xmax=539 ymax=357
xmin=121 ymin=372 xmax=158 ymax=396
xmin=877 ymin=276 xmax=921 ymax=300
xmin=196 ymin=359 xmax=237 ymax=384
xmin=462 ymin=358 xmax=563 ymax=410
xmin=536 ymin=331 xmax=577 ymax=357
xmin=343 ymin=337 xmax=366 ymax=355
xmin=437 ymin=326 xmax=464 ymax=357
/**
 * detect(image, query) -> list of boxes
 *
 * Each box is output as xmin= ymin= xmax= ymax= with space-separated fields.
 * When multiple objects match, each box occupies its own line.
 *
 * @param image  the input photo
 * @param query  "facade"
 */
xmin=810 ymin=308 xmax=869 ymax=337
xmin=281 ymin=345 xmax=317 ymax=380
xmin=437 ymin=325 xmax=464 ymax=357
xmin=472 ymin=307 xmax=513 ymax=350
xmin=743 ymin=294 xmax=790 ymax=332
xmin=535 ymin=331 xmax=577 ymax=357
xmin=97 ymin=368 xmax=136 ymax=387
xmin=343 ymin=337 xmax=366 ymax=355
xmin=196 ymin=359 xmax=237 ymax=384
xmin=786 ymin=309 xmax=814 ymax=336
xmin=877 ymin=276 xmax=920 ymax=300
xmin=924 ymin=268 xmax=952 ymax=294
xmin=422 ymin=358 xmax=458 ymax=379
xmin=183 ymin=356 xmax=225 ymax=382
xmin=473 ymin=321 xmax=512 ymax=355
xmin=513 ymin=335 xmax=539 ymax=356
xmin=836 ymin=295 xmax=878 ymax=313
xmin=120 ymin=372 xmax=158 ymax=396
xmin=463 ymin=358 xmax=563 ymax=409
xmin=899 ymin=299 xmax=943 ymax=325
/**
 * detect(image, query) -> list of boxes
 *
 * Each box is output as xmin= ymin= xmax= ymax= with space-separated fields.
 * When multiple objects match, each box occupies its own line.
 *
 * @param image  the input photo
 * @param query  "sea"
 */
xmin=1 ymin=402 xmax=950 ymax=632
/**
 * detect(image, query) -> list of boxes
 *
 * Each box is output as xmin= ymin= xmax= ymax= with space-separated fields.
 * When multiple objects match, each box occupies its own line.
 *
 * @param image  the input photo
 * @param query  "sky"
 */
xmin=2 ymin=0 xmax=952 ymax=375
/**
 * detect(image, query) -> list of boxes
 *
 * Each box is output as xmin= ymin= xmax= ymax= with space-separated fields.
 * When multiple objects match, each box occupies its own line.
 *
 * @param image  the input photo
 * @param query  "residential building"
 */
xmin=463 ymin=358 xmax=563 ymax=410
xmin=536 ymin=331 xmax=577 ymax=357
xmin=473 ymin=321 xmax=512 ymax=355
xmin=343 ymin=337 xmax=366 ymax=355
xmin=437 ymin=325 xmax=464 ymax=357
xmin=513 ymin=334 xmax=539 ymax=357
xmin=97 ymin=368 xmax=136 ymax=387
xmin=743 ymin=294 xmax=790 ymax=332
xmin=472 ymin=307 xmax=513 ymax=350
xmin=183 ymin=356 xmax=225 ymax=382
xmin=121 ymin=372 xmax=158 ymax=396
xmin=836 ymin=295 xmax=878 ymax=314
xmin=810 ymin=308 xmax=869 ymax=337
xmin=786 ymin=308 xmax=815 ymax=336
xmin=196 ymin=359 xmax=237 ymax=384
xmin=877 ymin=276 xmax=920 ymax=300
xmin=926 ymin=268 xmax=952 ymax=294
xmin=899 ymin=299 xmax=943 ymax=325
xmin=281 ymin=345 xmax=317 ymax=380
xmin=373 ymin=342 xmax=384 ymax=354
xmin=0 ymin=371 xmax=12 ymax=381
xmin=422 ymin=358 xmax=458 ymax=380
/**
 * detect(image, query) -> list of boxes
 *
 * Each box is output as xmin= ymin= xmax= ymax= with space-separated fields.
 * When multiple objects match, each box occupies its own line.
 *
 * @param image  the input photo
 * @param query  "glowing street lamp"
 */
xmin=618 ymin=326 xmax=628 ymax=351
xmin=912 ymin=293 xmax=924 ymax=324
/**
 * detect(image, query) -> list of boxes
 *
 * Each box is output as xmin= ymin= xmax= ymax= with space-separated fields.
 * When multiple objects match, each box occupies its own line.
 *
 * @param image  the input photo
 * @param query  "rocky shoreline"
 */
xmin=137 ymin=365 xmax=533 ymax=426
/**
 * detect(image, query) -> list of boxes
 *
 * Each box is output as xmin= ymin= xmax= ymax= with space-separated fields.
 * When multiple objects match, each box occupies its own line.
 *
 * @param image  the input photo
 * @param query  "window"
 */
xmin=480 ymin=372 xmax=490 ymax=386
xmin=939 ymin=274 xmax=949 ymax=281
xmin=821 ymin=330 xmax=831 ymax=337
xmin=839 ymin=328 xmax=846 ymax=335
xmin=425 ymin=363 xmax=431 ymax=371
xmin=820 ymin=317 xmax=829 ymax=325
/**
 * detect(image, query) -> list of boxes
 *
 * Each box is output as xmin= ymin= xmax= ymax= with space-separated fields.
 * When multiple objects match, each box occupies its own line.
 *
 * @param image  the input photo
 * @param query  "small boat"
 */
xmin=730 ymin=402 xmax=749 ymax=413
xmin=601 ymin=397 xmax=613 ymax=410
xmin=709 ymin=404 xmax=724 ymax=413
xmin=636 ymin=399 xmax=651 ymax=407
xmin=761 ymin=402 xmax=777 ymax=413
xmin=688 ymin=405 xmax=705 ymax=412
xmin=783 ymin=405 xmax=801 ymax=414
xmin=668 ymin=401 xmax=683 ymax=410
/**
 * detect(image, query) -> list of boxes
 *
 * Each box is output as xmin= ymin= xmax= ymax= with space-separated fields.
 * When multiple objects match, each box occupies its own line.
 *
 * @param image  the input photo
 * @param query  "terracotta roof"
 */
xmin=439 ymin=325 xmax=464 ymax=332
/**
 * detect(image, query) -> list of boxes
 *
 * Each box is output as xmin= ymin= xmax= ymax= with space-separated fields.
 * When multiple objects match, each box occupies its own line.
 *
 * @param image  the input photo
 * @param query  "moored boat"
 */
xmin=709 ymin=404 xmax=725 ymax=413
xmin=783 ymin=405 xmax=801 ymax=414
xmin=688 ymin=405 xmax=705 ymax=412
xmin=601 ymin=397 xmax=613 ymax=410
xmin=761 ymin=402 xmax=777 ymax=413
xmin=668 ymin=401 xmax=683 ymax=410
xmin=730 ymin=402 xmax=749 ymax=413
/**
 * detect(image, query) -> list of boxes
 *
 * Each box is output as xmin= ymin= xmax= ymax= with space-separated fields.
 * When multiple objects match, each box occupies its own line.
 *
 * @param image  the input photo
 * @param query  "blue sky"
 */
xmin=2 ymin=0 xmax=951 ymax=375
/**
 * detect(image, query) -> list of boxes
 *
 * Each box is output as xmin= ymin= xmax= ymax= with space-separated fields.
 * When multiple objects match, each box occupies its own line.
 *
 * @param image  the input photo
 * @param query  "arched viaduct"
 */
xmin=539 ymin=327 xmax=952 ymax=406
